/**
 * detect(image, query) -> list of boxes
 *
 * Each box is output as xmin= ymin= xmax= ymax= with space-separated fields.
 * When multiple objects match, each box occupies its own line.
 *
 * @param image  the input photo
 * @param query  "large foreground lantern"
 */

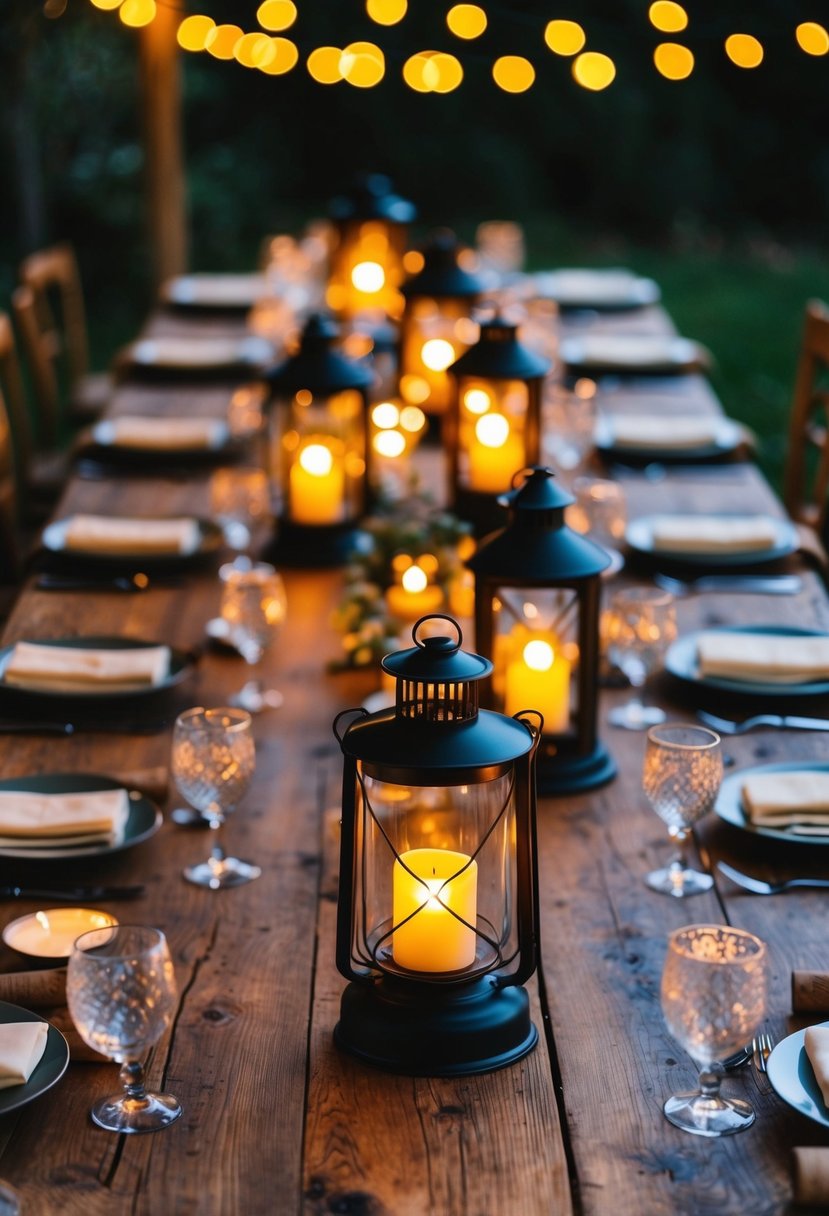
xmin=398 ymin=231 xmax=486 ymax=421
xmin=447 ymin=315 xmax=550 ymax=533
xmin=468 ymin=467 xmax=616 ymax=795
xmin=327 ymin=174 xmax=417 ymax=321
xmin=266 ymin=314 xmax=373 ymax=566
xmin=333 ymin=615 xmax=540 ymax=1076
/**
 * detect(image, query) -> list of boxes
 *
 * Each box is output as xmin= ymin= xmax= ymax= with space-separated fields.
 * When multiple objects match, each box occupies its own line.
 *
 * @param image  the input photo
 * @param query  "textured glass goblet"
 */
xmin=210 ymin=466 xmax=270 ymax=557
xmin=643 ymin=723 xmax=723 ymax=896
xmin=171 ymin=707 xmax=257 ymax=889
xmin=67 ymin=925 xmax=180 ymax=1134
xmin=606 ymin=587 xmax=677 ymax=729
xmin=661 ymin=924 xmax=767 ymax=1136
xmin=219 ymin=561 xmax=286 ymax=712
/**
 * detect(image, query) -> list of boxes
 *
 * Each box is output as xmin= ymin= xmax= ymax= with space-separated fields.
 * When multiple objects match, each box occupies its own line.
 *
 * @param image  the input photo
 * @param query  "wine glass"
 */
xmin=219 ymin=560 xmax=287 ymax=713
xmin=171 ymin=707 xmax=258 ymax=888
xmin=542 ymin=380 xmax=597 ymax=481
xmin=642 ymin=723 xmax=723 ymax=896
xmin=209 ymin=466 xmax=271 ymax=559
xmin=67 ymin=924 xmax=180 ymax=1134
xmin=566 ymin=476 xmax=627 ymax=575
xmin=605 ymin=586 xmax=677 ymax=729
xmin=660 ymin=924 xmax=767 ymax=1136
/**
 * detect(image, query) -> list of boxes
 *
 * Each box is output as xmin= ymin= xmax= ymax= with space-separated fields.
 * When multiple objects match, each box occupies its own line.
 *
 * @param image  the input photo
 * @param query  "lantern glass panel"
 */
xmin=458 ymin=376 xmax=530 ymax=495
xmin=280 ymin=389 xmax=365 ymax=525
xmin=400 ymin=299 xmax=479 ymax=413
xmin=491 ymin=586 xmax=580 ymax=736
xmin=328 ymin=219 xmax=408 ymax=318
xmin=350 ymin=769 xmax=520 ymax=981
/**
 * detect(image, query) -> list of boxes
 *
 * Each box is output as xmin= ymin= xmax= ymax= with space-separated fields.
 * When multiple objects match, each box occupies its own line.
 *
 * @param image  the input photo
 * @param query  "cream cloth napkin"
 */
xmin=805 ymin=1026 xmax=829 ymax=1106
xmin=0 ymin=1022 xmax=48 ymax=1089
xmin=131 ymin=337 xmax=249 ymax=368
xmin=164 ymin=273 xmax=266 ymax=308
xmin=650 ymin=514 xmax=779 ymax=553
xmin=0 ymin=788 xmax=129 ymax=847
xmin=3 ymin=642 xmax=170 ymax=692
xmin=609 ymin=414 xmax=721 ymax=449
xmin=697 ymin=632 xmax=829 ymax=683
xmin=64 ymin=514 xmax=199 ymax=555
xmin=743 ymin=771 xmax=829 ymax=832
xmin=105 ymin=416 xmax=224 ymax=450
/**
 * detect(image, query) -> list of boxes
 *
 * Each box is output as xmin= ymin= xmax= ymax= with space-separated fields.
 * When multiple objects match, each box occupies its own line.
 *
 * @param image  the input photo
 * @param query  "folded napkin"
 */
xmin=105 ymin=416 xmax=225 ymax=451
xmin=609 ymin=415 xmax=721 ymax=450
xmin=64 ymin=514 xmax=199 ymax=556
xmin=164 ymin=273 xmax=266 ymax=308
xmin=697 ymin=632 xmax=829 ymax=684
xmin=567 ymin=334 xmax=700 ymax=372
xmin=743 ymin=771 xmax=829 ymax=832
xmin=0 ymin=787 xmax=129 ymax=847
xmin=0 ymin=1022 xmax=48 ymax=1089
xmin=806 ymin=1026 xmax=829 ymax=1107
xmin=3 ymin=641 xmax=170 ymax=692
xmin=649 ymin=514 xmax=779 ymax=553
xmin=131 ymin=337 xmax=250 ymax=368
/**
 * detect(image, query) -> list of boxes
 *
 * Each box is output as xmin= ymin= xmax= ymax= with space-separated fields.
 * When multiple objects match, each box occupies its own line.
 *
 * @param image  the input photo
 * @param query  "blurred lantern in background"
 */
xmin=327 ymin=174 xmax=417 ymax=322
xmin=265 ymin=314 xmax=373 ymax=566
xmin=468 ymin=467 xmax=616 ymax=794
xmin=398 ymin=231 xmax=486 ymax=423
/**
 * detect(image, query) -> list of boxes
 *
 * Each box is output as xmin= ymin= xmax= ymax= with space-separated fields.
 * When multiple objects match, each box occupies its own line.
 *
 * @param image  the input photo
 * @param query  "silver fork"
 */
xmin=654 ymin=573 xmax=802 ymax=596
xmin=717 ymin=860 xmax=829 ymax=895
xmin=753 ymin=1032 xmax=774 ymax=1074
xmin=697 ymin=710 xmax=829 ymax=735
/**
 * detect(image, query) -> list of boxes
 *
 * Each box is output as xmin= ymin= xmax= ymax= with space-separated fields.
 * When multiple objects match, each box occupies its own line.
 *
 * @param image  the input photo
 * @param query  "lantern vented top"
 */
xmin=382 ymin=615 xmax=491 ymax=723
xmin=329 ymin=173 xmax=417 ymax=225
xmin=265 ymin=312 xmax=373 ymax=396
xmin=402 ymin=231 xmax=486 ymax=301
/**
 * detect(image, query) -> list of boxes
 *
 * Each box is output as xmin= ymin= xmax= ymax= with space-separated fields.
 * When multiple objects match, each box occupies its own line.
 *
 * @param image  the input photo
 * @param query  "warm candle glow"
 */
xmin=464 ymin=387 xmax=491 ymax=414
xmin=402 ymin=565 xmax=427 ymax=593
xmin=351 ymin=261 xmax=385 ymax=293
xmin=393 ymin=848 xmax=478 ymax=971
xmin=421 ymin=338 xmax=456 ymax=371
xmin=386 ymin=559 xmax=444 ymax=619
xmin=467 ymin=413 xmax=525 ymax=493
xmin=372 ymin=402 xmax=400 ymax=429
xmin=290 ymin=440 xmax=345 ymax=524
xmin=504 ymin=632 xmax=571 ymax=732
xmin=373 ymin=429 xmax=406 ymax=458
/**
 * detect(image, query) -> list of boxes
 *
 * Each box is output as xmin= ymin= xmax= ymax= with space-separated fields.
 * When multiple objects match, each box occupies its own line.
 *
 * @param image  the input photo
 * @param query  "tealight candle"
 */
xmin=2 ymin=908 xmax=118 ymax=961
xmin=467 ymin=413 xmax=525 ymax=494
xmin=289 ymin=439 xmax=345 ymax=525
xmin=393 ymin=848 xmax=477 ymax=972
xmin=385 ymin=563 xmax=444 ymax=622
xmin=504 ymin=633 xmax=571 ymax=733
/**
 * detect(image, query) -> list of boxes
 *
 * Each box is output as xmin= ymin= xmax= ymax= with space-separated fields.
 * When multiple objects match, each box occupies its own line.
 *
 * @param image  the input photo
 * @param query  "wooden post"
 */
xmin=139 ymin=7 xmax=188 ymax=288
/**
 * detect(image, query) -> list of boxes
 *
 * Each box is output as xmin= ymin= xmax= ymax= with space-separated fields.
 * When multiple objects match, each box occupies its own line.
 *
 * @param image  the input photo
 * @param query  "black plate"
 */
xmin=595 ymin=416 xmax=743 ymax=464
xmin=561 ymin=334 xmax=705 ymax=376
xmin=0 ymin=1002 xmax=69 ymax=1115
xmin=0 ymin=636 xmax=193 ymax=700
xmin=666 ymin=625 xmax=829 ymax=699
xmin=41 ymin=515 xmax=223 ymax=570
xmin=625 ymin=514 xmax=798 ymax=567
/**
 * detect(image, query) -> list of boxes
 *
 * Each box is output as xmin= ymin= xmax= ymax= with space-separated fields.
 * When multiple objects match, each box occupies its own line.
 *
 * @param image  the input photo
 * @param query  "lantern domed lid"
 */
xmin=467 ymin=466 xmax=610 ymax=580
xmin=402 ymin=230 xmax=486 ymax=301
xmin=329 ymin=173 xmax=417 ymax=225
xmin=448 ymin=315 xmax=550 ymax=382
xmin=266 ymin=313 xmax=373 ymax=396
xmin=382 ymin=616 xmax=492 ymax=685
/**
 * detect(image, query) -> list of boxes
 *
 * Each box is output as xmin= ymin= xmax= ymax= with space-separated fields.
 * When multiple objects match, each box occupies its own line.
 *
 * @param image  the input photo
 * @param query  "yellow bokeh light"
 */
xmin=492 ymin=55 xmax=535 ymax=93
xmin=544 ymin=20 xmax=585 ymax=56
xmin=205 ymin=24 xmax=243 ymax=59
xmin=431 ymin=52 xmax=464 ymax=92
xmin=373 ymin=430 xmax=407 ymax=458
xmin=402 ymin=565 xmax=429 ymax=593
xmin=524 ymin=640 xmax=554 ymax=672
xmin=299 ymin=444 xmax=334 ymax=477
xmin=341 ymin=41 xmax=385 ymax=88
xmin=476 ymin=413 xmax=510 ymax=449
xmin=258 ymin=37 xmax=299 ymax=74
xmin=177 ymin=14 xmax=215 ymax=51
xmin=572 ymin=51 xmax=616 ymax=90
xmin=90 ymin=0 xmax=124 ymax=10
xmin=400 ymin=405 xmax=426 ymax=433
xmin=366 ymin=0 xmax=407 ymax=25
xmin=653 ymin=42 xmax=694 ymax=80
xmin=235 ymin=32 xmax=276 ymax=69
xmin=352 ymin=262 xmax=386 ymax=292
xmin=257 ymin=0 xmax=296 ymax=32
xmin=400 ymin=374 xmax=430 ymax=404
xmin=422 ymin=339 xmax=456 ymax=371
xmin=796 ymin=22 xmax=829 ymax=55
xmin=307 ymin=46 xmax=343 ymax=83
xmin=119 ymin=0 xmax=155 ymax=27
xmin=648 ymin=2 xmax=688 ymax=34
xmin=725 ymin=33 xmax=763 ymax=68
xmin=447 ymin=4 xmax=487 ymax=40
xmin=403 ymin=51 xmax=437 ymax=91
xmin=372 ymin=402 xmax=400 ymax=429
xmin=464 ymin=388 xmax=491 ymax=415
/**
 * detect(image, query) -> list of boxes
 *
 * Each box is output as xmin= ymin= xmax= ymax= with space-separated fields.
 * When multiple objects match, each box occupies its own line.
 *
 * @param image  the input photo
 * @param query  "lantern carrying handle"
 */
xmin=510 ymin=465 xmax=554 ymax=489
xmin=332 ymin=706 xmax=369 ymax=749
xmin=412 ymin=614 xmax=462 ymax=651
xmin=513 ymin=708 xmax=543 ymax=751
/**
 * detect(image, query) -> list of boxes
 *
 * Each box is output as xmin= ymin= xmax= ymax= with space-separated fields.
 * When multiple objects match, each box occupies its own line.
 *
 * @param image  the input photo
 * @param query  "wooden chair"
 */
xmin=0 ymin=308 xmax=69 ymax=523
xmin=0 ymin=374 xmax=22 ymax=592
xmin=15 ymin=242 xmax=111 ymax=441
xmin=782 ymin=299 xmax=829 ymax=546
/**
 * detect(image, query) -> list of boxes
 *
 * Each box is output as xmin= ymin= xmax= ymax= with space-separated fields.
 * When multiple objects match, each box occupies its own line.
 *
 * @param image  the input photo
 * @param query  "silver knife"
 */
xmin=0 ymin=885 xmax=145 ymax=901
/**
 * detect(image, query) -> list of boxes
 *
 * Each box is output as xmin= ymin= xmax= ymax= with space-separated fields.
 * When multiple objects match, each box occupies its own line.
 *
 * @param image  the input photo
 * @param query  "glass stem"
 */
xmin=120 ymin=1060 xmax=150 ymax=1108
xmin=670 ymin=825 xmax=691 ymax=872
xmin=697 ymin=1062 xmax=726 ymax=1104
xmin=207 ymin=807 xmax=226 ymax=870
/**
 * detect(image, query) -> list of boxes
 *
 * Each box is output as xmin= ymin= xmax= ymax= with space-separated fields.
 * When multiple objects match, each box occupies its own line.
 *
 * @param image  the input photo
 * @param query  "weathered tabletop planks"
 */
xmin=0 ymin=300 xmax=825 ymax=1215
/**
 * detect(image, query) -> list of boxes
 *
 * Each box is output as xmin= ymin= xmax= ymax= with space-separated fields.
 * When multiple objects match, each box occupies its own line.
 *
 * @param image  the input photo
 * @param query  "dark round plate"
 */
xmin=42 ymin=516 xmax=224 ymax=569
xmin=561 ymin=334 xmax=704 ymax=376
xmin=595 ymin=416 xmax=742 ymax=463
xmin=0 ymin=1002 xmax=69 ymax=1115
xmin=715 ymin=761 xmax=829 ymax=845
xmin=625 ymin=514 xmax=798 ymax=567
xmin=767 ymin=1023 xmax=829 ymax=1128
xmin=533 ymin=269 xmax=660 ymax=312
xmin=666 ymin=625 xmax=829 ymax=698
xmin=0 ymin=636 xmax=193 ymax=700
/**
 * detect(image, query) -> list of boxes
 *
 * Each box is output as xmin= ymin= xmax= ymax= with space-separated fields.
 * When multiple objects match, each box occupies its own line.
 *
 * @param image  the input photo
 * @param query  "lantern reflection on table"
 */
xmin=468 ymin=467 xmax=616 ymax=795
xmin=265 ymin=314 xmax=373 ymax=566
xmin=326 ymin=174 xmax=416 ymax=321
xmin=333 ymin=614 xmax=541 ymax=1075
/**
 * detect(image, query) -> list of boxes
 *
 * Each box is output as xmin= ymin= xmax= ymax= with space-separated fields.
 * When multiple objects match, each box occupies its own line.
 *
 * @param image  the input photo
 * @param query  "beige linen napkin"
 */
xmin=3 ymin=642 xmax=170 ymax=692
xmin=610 ymin=414 xmax=721 ymax=449
xmin=696 ymin=632 xmax=829 ymax=683
xmin=0 ymin=1022 xmax=48 ymax=1089
xmin=106 ymin=416 xmax=224 ymax=450
xmin=0 ymin=787 xmax=129 ymax=847
xmin=164 ymin=273 xmax=266 ymax=308
xmin=805 ymin=1026 xmax=829 ymax=1107
xmin=743 ymin=771 xmax=829 ymax=832
xmin=64 ymin=514 xmax=199 ymax=555
xmin=650 ymin=515 xmax=779 ymax=553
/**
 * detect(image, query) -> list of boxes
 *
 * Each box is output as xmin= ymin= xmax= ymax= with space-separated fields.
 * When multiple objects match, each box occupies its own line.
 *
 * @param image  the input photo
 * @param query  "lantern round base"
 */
xmin=536 ymin=739 xmax=617 ymax=795
xmin=335 ymin=976 xmax=537 ymax=1076
xmin=264 ymin=522 xmax=368 ymax=568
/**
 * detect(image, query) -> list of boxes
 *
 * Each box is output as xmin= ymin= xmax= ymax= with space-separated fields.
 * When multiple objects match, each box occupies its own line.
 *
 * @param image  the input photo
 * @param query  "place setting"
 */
xmin=113 ymin=333 xmax=275 ymax=380
xmin=75 ymin=412 xmax=252 ymax=475
xmin=531 ymin=266 xmax=661 ymax=312
xmin=559 ymin=332 xmax=711 ymax=379
xmin=593 ymin=410 xmax=747 ymax=466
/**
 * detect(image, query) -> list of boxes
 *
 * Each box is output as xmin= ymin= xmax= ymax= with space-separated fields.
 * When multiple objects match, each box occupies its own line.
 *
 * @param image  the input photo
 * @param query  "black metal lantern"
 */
xmin=327 ymin=173 xmax=417 ymax=321
xmin=399 ymin=231 xmax=486 ymax=420
xmin=447 ymin=315 xmax=550 ymax=534
xmin=468 ymin=467 xmax=616 ymax=795
xmin=265 ymin=314 xmax=373 ymax=567
xmin=333 ymin=614 xmax=540 ymax=1076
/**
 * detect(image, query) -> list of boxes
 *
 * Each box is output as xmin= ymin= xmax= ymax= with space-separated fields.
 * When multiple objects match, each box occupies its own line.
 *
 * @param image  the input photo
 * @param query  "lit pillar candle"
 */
xmin=467 ymin=413 xmax=525 ymax=493
xmin=504 ymin=634 xmax=571 ymax=733
xmin=289 ymin=440 xmax=345 ymax=525
xmin=385 ymin=563 xmax=444 ymax=621
xmin=393 ymin=848 xmax=478 ymax=972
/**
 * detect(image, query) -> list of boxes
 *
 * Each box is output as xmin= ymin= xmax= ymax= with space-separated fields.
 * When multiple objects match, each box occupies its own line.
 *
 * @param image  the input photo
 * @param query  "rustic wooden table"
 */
xmin=0 ymin=299 xmax=826 ymax=1216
